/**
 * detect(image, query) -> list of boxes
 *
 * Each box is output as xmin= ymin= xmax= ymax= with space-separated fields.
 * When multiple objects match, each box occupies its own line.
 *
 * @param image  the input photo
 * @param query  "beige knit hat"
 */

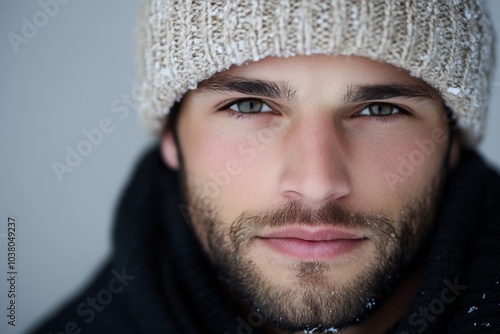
xmin=135 ymin=0 xmax=496 ymax=145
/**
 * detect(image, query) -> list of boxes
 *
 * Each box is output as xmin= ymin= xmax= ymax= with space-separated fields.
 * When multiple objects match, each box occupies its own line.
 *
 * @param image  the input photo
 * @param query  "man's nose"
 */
xmin=278 ymin=114 xmax=352 ymax=208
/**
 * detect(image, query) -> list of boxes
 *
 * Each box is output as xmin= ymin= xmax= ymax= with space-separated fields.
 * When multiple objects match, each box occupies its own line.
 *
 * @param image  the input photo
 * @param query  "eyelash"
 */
xmin=218 ymin=98 xmax=410 ymax=122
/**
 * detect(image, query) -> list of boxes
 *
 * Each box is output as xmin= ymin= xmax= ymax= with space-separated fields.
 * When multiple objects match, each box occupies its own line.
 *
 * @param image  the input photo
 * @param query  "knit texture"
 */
xmin=135 ymin=0 xmax=495 ymax=145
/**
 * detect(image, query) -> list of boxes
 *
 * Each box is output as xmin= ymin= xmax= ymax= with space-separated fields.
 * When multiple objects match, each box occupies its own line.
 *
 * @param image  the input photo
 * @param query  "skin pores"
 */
xmin=162 ymin=55 xmax=456 ymax=333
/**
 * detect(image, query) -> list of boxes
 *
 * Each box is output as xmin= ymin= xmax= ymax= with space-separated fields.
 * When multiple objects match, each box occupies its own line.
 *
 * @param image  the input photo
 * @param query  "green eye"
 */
xmin=366 ymin=103 xmax=399 ymax=116
xmin=360 ymin=103 xmax=401 ymax=116
xmin=229 ymin=99 xmax=272 ymax=113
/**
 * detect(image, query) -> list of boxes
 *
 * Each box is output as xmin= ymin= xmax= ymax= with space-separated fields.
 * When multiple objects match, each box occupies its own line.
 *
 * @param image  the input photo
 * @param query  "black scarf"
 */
xmin=32 ymin=145 xmax=500 ymax=334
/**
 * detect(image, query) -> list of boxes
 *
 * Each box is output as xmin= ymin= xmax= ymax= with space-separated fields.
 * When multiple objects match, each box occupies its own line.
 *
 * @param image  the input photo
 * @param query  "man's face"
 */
xmin=162 ymin=55 xmax=452 ymax=332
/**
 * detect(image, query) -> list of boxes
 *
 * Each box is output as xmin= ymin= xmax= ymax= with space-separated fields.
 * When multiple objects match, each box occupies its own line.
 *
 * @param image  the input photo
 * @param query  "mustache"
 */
xmin=229 ymin=200 xmax=399 ymax=247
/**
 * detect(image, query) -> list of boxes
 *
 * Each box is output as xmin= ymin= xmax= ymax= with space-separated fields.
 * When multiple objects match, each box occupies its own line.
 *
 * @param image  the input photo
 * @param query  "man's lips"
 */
xmin=256 ymin=226 xmax=367 ymax=261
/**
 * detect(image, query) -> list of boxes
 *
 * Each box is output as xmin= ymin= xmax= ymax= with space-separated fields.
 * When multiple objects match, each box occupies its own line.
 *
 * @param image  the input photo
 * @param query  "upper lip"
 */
xmin=257 ymin=225 xmax=365 ymax=241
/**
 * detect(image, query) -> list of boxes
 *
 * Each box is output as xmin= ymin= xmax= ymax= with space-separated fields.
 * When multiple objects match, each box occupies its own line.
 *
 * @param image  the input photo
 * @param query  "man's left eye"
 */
xmin=228 ymin=99 xmax=273 ymax=113
xmin=358 ymin=103 xmax=402 ymax=116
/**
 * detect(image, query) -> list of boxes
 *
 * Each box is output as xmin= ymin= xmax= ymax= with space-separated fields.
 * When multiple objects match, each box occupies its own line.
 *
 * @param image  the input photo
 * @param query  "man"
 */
xmin=33 ymin=0 xmax=500 ymax=333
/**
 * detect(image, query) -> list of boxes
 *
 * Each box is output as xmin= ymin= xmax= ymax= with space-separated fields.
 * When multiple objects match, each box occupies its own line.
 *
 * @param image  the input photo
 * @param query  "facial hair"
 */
xmin=182 ymin=173 xmax=442 ymax=333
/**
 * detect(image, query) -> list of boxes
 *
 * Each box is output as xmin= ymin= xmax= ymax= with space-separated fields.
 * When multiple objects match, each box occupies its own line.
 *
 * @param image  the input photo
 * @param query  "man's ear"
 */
xmin=161 ymin=125 xmax=180 ymax=170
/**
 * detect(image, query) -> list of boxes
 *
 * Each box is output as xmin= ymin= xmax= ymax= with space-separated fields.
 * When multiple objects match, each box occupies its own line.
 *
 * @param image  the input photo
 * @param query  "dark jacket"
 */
xmin=31 ymin=146 xmax=500 ymax=334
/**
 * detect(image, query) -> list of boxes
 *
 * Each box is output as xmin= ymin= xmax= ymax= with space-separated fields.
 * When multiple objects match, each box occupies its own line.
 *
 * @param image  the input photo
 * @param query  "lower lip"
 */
xmin=258 ymin=238 xmax=365 ymax=261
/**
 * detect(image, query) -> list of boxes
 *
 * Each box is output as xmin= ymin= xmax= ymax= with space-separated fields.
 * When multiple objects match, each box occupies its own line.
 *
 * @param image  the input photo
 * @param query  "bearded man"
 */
xmin=33 ymin=1 xmax=500 ymax=333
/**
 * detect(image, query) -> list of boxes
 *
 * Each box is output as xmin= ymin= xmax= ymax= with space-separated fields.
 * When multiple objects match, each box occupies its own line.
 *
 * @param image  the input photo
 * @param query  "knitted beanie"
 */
xmin=135 ymin=0 xmax=496 ymax=145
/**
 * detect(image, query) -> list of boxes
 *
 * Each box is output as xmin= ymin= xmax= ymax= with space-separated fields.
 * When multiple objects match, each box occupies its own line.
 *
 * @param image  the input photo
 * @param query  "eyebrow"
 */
xmin=198 ymin=76 xmax=435 ymax=104
xmin=342 ymin=84 xmax=436 ymax=103
xmin=198 ymin=76 xmax=297 ymax=101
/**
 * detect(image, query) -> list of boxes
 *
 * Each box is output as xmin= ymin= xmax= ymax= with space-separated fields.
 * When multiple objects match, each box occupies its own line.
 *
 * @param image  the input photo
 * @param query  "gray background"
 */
xmin=1 ymin=1 xmax=499 ymax=333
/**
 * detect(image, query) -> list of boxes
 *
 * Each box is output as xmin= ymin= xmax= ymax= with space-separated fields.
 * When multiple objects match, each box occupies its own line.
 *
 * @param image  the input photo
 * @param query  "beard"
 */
xmin=181 ymin=171 xmax=442 ymax=333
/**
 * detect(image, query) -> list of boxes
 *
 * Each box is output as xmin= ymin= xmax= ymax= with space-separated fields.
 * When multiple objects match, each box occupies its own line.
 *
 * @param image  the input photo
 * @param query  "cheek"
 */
xmin=348 ymin=125 xmax=449 ymax=212
xmin=179 ymin=119 xmax=268 ymax=217
xmin=183 ymin=133 xmax=238 ymax=193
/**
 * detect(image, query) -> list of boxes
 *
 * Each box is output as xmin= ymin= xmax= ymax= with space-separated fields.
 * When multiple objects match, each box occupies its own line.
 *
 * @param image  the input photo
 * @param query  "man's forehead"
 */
xmin=205 ymin=55 xmax=406 ymax=76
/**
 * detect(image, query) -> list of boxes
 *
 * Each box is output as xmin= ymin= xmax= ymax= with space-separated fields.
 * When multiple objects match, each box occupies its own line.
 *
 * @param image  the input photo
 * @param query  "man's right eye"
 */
xmin=227 ymin=99 xmax=273 ymax=114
